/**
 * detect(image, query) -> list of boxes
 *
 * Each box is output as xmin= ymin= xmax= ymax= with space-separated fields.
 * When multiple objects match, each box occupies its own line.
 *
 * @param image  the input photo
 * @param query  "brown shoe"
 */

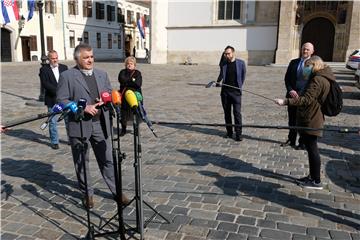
xmin=82 ymin=196 xmax=94 ymax=209
xmin=117 ymin=193 xmax=130 ymax=206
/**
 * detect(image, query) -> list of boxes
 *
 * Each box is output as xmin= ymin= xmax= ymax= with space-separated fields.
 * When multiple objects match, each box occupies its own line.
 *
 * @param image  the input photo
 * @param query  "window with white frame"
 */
xmin=108 ymin=33 xmax=112 ymax=49
xmin=218 ymin=0 xmax=242 ymax=20
xmin=97 ymin=33 xmax=101 ymax=48
xmin=117 ymin=34 xmax=121 ymax=49
xmin=69 ymin=30 xmax=75 ymax=48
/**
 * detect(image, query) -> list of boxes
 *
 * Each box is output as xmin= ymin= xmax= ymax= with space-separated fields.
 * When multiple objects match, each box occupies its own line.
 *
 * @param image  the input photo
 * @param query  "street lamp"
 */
xmin=38 ymin=0 xmax=46 ymax=102
xmin=18 ymin=15 xmax=25 ymax=33
xmin=26 ymin=0 xmax=46 ymax=106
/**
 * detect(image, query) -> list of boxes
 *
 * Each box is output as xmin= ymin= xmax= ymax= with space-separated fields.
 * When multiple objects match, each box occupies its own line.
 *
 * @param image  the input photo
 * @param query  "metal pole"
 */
xmin=38 ymin=0 xmax=46 ymax=102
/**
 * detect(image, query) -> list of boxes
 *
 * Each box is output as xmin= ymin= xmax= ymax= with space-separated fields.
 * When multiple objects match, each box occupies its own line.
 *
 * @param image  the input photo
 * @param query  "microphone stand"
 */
xmin=95 ymin=106 xmax=126 ymax=240
xmin=125 ymin=108 xmax=170 ymax=240
xmin=75 ymin=111 xmax=95 ymax=240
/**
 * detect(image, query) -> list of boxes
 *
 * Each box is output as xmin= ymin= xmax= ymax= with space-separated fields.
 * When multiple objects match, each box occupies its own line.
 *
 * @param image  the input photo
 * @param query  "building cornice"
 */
xmin=166 ymin=23 xmax=278 ymax=30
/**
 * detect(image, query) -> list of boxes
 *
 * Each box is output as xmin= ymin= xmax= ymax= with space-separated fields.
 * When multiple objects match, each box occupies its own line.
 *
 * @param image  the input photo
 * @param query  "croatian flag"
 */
xmin=0 ymin=0 xmax=19 ymax=24
xmin=137 ymin=16 xmax=146 ymax=39
xmin=27 ymin=0 xmax=35 ymax=21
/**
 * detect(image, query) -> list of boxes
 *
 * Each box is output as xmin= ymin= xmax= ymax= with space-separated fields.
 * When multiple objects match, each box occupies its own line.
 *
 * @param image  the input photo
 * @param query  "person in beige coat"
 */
xmin=275 ymin=56 xmax=332 ymax=189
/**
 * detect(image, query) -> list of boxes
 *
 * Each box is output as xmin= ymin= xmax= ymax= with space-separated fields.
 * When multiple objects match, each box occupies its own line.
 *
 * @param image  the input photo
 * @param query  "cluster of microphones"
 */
xmin=40 ymin=89 xmax=157 ymax=137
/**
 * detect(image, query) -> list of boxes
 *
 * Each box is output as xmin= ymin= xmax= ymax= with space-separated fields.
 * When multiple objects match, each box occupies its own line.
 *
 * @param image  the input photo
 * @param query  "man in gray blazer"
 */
xmin=57 ymin=43 xmax=128 ymax=208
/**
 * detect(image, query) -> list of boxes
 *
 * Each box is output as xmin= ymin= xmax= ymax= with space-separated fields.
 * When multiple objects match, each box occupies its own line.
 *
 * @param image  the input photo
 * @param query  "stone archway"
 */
xmin=301 ymin=17 xmax=335 ymax=61
xmin=1 ymin=28 xmax=12 ymax=62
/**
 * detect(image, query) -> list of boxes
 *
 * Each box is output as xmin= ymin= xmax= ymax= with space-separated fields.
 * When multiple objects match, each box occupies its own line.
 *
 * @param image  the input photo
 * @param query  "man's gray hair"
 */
xmin=73 ymin=43 xmax=93 ymax=59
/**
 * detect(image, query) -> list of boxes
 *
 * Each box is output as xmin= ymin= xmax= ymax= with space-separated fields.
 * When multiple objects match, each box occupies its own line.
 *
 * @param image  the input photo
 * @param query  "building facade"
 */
xmin=150 ymin=0 xmax=360 ymax=65
xmin=1 ymin=0 xmax=150 ymax=62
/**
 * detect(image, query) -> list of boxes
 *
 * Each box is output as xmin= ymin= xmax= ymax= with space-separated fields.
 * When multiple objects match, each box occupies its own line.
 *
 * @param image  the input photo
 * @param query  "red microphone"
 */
xmin=101 ymin=91 xmax=112 ymax=105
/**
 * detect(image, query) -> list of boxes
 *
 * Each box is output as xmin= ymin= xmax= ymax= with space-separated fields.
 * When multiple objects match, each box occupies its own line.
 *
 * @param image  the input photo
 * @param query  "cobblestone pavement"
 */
xmin=1 ymin=61 xmax=359 ymax=240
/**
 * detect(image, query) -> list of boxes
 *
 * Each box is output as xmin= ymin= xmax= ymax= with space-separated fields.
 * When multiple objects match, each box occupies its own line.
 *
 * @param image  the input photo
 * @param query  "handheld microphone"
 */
xmin=58 ymin=101 xmax=78 ymax=122
xmin=124 ymin=90 xmax=138 ymax=108
xmin=40 ymin=103 xmax=64 ymax=130
xmin=75 ymin=98 xmax=87 ymax=122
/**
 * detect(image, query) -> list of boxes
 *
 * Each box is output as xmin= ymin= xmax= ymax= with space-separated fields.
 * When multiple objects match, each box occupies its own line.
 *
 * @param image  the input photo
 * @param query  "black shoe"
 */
xmin=295 ymin=175 xmax=312 ymax=185
xmin=235 ymin=135 xmax=243 ymax=142
xmin=51 ymin=144 xmax=59 ymax=150
xmin=295 ymin=144 xmax=306 ymax=150
xmin=223 ymin=133 xmax=233 ymax=138
xmin=299 ymin=180 xmax=323 ymax=190
xmin=120 ymin=130 xmax=127 ymax=137
xmin=280 ymin=140 xmax=295 ymax=147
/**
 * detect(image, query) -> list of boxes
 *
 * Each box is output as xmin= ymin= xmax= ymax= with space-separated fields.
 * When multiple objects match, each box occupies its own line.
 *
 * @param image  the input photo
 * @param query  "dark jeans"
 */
xmin=287 ymin=105 xmax=304 ymax=145
xmin=221 ymin=91 xmax=242 ymax=136
xmin=301 ymin=133 xmax=321 ymax=183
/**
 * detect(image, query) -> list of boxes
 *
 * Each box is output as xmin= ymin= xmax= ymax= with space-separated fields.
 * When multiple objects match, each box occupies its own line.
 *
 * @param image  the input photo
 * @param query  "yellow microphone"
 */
xmin=124 ymin=90 xmax=138 ymax=108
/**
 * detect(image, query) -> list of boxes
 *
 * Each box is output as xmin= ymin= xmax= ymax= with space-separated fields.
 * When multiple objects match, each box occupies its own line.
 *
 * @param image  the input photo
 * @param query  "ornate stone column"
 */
xmin=345 ymin=1 xmax=360 ymax=60
xmin=275 ymin=0 xmax=298 ymax=64
xmin=150 ymin=0 xmax=168 ymax=64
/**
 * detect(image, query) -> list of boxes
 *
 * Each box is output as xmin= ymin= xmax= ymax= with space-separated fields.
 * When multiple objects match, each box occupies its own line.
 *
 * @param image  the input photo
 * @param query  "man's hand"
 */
xmin=0 ymin=125 xmax=8 ymax=133
xmin=85 ymin=102 xmax=103 ymax=116
xmin=274 ymin=98 xmax=285 ymax=106
xmin=289 ymin=90 xmax=299 ymax=99
xmin=216 ymin=82 xmax=221 ymax=87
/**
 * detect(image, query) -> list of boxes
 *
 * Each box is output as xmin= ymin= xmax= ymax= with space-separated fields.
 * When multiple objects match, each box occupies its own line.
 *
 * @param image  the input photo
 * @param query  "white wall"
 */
xmin=167 ymin=26 xmax=278 ymax=51
xmin=168 ymin=1 xmax=213 ymax=27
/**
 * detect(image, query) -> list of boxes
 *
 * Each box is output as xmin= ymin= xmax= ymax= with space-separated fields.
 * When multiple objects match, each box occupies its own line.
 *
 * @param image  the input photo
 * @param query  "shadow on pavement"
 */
xmin=4 ymin=129 xmax=68 ymax=147
xmin=161 ymin=124 xmax=282 ymax=144
xmin=1 ymin=158 xmax=117 ymax=235
xmin=325 ymin=160 xmax=360 ymax=194
xmin=342 ymin=91 xmax=360 ymax=100
xmin=179 ymin=149 xmax=360 ymax=231
xmin=340 ymin=105 xmax=360 ymax=115
xmin=1 ymin=180 xmax=78 ymax=239
xmin=319 ymin=125 xmax=360 ymax=152
xmin=0 ymin=90 xmax=39 ymax=101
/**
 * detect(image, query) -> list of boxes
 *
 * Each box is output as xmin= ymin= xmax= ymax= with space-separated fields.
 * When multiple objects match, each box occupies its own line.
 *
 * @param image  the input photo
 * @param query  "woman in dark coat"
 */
xmin=275 ymin=55 xmax=332 ymax=189
xmin=118 ymin=56 xmax=142 ymax=135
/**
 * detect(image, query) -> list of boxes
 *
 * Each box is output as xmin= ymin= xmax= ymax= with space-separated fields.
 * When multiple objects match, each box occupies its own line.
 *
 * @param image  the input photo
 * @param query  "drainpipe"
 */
xmin=61 ymin=0 xmax=67 ymax=60
xmin=273 ymin=1 xmax=281 ymax=64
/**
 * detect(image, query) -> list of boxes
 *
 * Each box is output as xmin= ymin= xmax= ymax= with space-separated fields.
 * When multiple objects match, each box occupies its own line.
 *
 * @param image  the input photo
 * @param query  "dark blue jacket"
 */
xmin=221 ymin=59 xmax=246 ymax=93
xmin=284 ymin=58 xmax=302 ymax=98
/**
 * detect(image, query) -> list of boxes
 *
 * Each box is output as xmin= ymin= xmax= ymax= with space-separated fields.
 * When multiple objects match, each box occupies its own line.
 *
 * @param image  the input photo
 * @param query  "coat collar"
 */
xmin=73 ymin=67 xmax=104 ymax=94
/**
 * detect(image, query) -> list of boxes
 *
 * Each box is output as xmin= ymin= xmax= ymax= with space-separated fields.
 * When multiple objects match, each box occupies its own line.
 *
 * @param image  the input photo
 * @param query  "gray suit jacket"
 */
xmin=56 ymin=67 xmax=112 ymax=139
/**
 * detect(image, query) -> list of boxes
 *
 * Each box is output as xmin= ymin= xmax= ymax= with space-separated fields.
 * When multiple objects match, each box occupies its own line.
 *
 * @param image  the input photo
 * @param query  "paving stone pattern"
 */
xmin=1 ymin=61 xmax=359 ymax=239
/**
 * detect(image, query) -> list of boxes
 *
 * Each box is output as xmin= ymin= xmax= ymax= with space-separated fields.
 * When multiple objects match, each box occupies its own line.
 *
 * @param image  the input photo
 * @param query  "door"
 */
xmin=21 ymin=37 xmax=31 ymax=61
xmin=301 ymin=17 xmax=335 ymax=61
xmin=1 ymin=28 xmax=12 ymax=62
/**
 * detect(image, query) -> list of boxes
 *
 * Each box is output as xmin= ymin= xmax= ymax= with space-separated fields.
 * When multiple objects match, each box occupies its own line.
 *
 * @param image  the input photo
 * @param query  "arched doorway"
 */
xmin=1 ymin=28 xmax=12 ymax=62
xmin=301 ymin=17 xmax=335 ymax=61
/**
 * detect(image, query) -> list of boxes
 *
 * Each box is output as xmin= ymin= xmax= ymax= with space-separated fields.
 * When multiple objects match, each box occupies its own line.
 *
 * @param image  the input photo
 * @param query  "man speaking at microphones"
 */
xmin=57 ymin=43 xmax=129 ymax=209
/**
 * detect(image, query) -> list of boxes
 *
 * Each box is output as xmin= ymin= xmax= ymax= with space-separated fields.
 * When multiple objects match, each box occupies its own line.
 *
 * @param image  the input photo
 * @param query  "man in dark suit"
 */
xmin=282 ymin=42 xmax=314 ymax=149
xmin=39 ymin=50 xmax=68 ymax=149
xmin=216 ymin=46 xmax=246 ymax=142
xmin=57 ymin=44 xmax=128 ymax=209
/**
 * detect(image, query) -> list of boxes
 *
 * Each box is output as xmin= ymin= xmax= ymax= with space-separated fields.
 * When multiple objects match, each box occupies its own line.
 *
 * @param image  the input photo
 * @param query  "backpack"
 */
xmin=321 ymin=79 xmax=343 ymax=117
